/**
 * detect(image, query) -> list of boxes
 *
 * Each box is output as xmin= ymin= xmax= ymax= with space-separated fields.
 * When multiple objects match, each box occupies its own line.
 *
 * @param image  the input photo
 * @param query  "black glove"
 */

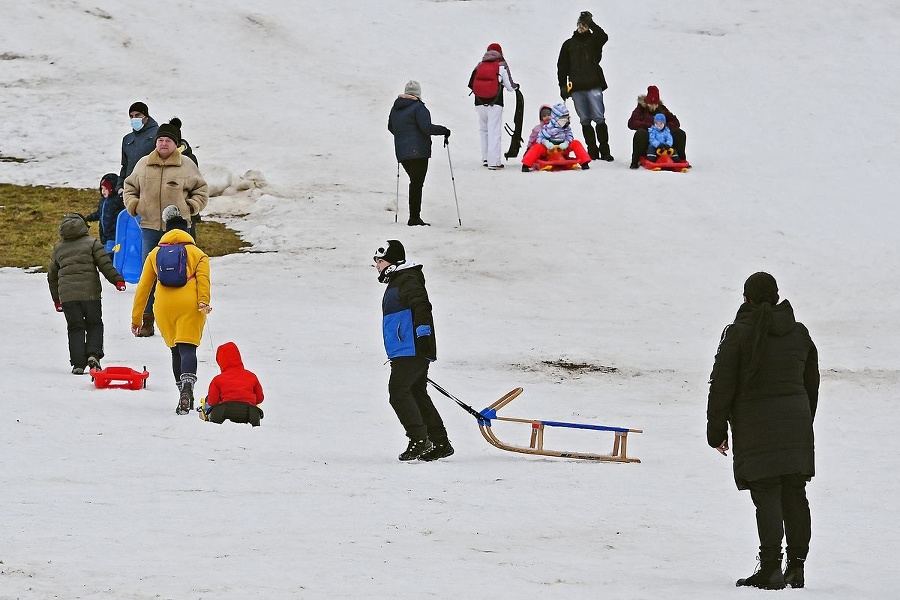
xmin=560 ymin=86 xmax=569 ymax=100
xmin=443 ymin=130 xmax=451 ymax=147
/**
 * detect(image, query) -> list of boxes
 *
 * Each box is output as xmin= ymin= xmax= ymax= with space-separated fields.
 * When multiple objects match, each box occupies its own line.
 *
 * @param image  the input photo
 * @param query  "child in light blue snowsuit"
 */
xmin=647 ymin=113 xmax=680 ymax=161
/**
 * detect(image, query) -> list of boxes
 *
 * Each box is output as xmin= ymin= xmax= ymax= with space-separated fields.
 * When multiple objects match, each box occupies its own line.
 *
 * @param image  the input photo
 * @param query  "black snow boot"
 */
xmin=783 ymin=557 xmax=805 ymax=588
xmin=419 ymin=440 xmax=454 ymax=462
xmin=398 ymin=438 xmax=433 ymax=461
xmin=177 ymin=373 xmax=197 ymax=415
xmin=596 ymin=122 xmax=614 ymax=161
xmin=581 ymin=124 xmax=599 ymax=160
xmin=736 ymin=555 xmax=786 ymax=590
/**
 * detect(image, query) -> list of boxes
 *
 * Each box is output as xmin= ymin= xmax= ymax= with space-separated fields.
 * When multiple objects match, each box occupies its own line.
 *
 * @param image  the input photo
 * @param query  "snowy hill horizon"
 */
xmin=2 ymin=1 xmax=899 ymax=598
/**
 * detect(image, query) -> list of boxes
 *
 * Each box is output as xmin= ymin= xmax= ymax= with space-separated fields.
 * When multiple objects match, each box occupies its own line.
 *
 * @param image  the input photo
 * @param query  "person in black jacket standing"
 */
xmin=707 ymin=272 xmax=820 ymax=590
xmin=374 ymin=240 xmax=453 ymax=462
xmin=557 ymin=11 xmax=613 ymax=162
xmin=388 ymin=81 xmax=451 ymax=226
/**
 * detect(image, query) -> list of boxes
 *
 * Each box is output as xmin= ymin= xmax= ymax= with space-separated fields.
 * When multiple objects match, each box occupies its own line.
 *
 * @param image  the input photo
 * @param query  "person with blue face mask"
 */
xmin=116 ymin=101 xmax=159 ymax=195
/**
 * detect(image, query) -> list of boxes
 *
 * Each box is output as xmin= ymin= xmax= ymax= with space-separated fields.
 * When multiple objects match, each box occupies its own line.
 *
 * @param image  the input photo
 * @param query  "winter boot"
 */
xmin=87 ymin=355 xmax=101 ymax=371
xmin=521 ymin=164 xmax=531 ymax=172
xmin=398 ymin=438 xmax=433 ymax=461
xmin=407 ymin=217 xmax=430 ymax=226
xmin=177 ymin=373 xmax=197 ymax=415
xmin=136 ymin=313 xmax=155 ymax=337
xmin=629 ymin=159 xmax=639 ymax=169
xmin=736 ymin=555 xmax=786 ymax=590
xmin=581 ymin=124 xmax=599 ymax=160
xmin=596 ymin=122 xmax=614 ymax=161
xmin=72 ymin=365 xmax=85 ymax=375
xmin=419 ymin=440 xmax=454 ymax=462
xmin=783 ymin=557 xmax=805 ymax=588
xmin=580 ymin=162 xmax=590 ymax=170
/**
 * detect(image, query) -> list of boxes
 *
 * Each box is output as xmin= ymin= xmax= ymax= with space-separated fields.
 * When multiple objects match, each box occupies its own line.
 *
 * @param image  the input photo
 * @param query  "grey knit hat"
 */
xmin=404 ymin=80 xmax=422 ymax=98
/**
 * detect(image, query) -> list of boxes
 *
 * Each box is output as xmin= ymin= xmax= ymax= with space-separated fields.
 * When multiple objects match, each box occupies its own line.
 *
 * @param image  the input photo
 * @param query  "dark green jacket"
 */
xmin=48 ymin=215 xmax=123 ymax=302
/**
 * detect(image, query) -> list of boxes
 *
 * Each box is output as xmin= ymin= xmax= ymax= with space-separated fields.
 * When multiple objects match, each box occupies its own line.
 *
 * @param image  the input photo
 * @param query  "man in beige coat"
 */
xmin=124 ymin=121 xmax=208 ymax=336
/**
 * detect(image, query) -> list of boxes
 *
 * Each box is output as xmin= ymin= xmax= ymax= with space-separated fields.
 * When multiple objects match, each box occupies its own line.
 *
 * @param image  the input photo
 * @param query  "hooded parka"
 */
xmin=707 ymin=300 xmax=820 ymax=490
xmin=48 ymin=214 xmax=124 ymax=302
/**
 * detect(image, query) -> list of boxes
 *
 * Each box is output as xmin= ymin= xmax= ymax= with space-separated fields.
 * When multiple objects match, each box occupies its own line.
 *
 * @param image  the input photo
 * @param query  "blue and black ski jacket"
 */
xmin=381 ymin=263 xmax=436 ymax=361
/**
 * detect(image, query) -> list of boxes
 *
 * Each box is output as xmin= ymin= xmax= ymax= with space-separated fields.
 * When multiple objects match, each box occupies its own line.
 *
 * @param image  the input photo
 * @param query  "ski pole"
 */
xmin=445 ymin=143 xmax=462 ymax=227
xmin=427 ymin=378 xmax=487 ymax=423
xmin=395 ymin=162 xmax=400 ymax=223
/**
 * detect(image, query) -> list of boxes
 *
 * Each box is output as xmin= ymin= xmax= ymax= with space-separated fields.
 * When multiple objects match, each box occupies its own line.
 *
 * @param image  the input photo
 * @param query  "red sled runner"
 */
xmin=639 ymin=152 xmax=691 ymax=173
xmin=533 ymin=149 xmax=582 ymax=171
xmin=90 ymin=366 xmax=149 ymax=390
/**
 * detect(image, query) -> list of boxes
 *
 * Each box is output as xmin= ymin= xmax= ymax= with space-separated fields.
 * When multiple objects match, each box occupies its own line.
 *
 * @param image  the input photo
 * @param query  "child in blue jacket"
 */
xmin=647 ymin=113 xmax=681 ymax=161
xmin=85 ymin=173 xmax=126 ymax=251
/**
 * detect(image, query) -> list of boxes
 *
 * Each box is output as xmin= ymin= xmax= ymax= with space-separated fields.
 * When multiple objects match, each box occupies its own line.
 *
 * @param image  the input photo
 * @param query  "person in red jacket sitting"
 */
xmin=202 ymin=341 xmax=265 ymax=426
xmin=627 ymin=85 xmax=689 ymax=169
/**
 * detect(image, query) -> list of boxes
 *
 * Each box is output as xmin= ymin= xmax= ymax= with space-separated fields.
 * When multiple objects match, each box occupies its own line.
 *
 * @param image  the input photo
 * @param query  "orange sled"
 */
xmin=90 ymin=366 xmax=149 ymax=390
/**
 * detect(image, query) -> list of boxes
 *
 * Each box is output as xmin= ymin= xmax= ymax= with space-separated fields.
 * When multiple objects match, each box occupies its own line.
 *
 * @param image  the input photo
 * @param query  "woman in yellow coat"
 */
xmin=131 ymin=205 xmax=212 ymax=415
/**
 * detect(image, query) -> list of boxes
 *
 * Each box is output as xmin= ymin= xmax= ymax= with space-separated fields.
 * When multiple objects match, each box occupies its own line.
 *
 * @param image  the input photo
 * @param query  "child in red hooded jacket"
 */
xmin=203 ymin=341 xmax=265 ymax=426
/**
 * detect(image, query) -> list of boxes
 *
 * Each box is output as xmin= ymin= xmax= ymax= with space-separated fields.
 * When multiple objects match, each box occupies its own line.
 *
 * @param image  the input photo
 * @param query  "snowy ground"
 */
xmin=2 ymin=1 xmax=899 ymax=598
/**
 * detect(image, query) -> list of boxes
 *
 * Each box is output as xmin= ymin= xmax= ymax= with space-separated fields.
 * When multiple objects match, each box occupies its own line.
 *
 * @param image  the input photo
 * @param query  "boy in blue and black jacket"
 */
xmin=374 ymin=240 xmax=452 ymax=462
xmin=85 ymin=173 xmax=125 ymax=251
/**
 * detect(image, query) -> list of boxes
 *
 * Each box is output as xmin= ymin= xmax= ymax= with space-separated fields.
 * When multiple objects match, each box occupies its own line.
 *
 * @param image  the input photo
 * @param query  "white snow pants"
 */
xmin=476 ymin=104 xmax=504 ymax=167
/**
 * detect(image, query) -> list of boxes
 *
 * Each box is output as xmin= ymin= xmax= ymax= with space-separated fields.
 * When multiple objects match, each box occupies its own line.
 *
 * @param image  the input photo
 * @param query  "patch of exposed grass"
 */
xmin=0 ymin=183 xmax=248 ymax=271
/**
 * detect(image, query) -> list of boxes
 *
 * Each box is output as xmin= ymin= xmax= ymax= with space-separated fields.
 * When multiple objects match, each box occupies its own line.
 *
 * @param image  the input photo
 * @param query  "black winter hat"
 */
xmin=156 ymin=123 xmax=181 ymax=143
xmin=743 ymin=272 xmax=778 ymax=305
xmin=374 ymin=240 xmax=405 ymax=265
xmin=129 ymin=101 xmax=149 ymax=116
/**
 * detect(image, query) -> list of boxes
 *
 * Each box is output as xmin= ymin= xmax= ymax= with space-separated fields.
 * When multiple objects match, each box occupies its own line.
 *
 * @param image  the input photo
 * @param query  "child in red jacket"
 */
xmin=202 ymin=341 xmax=265 ymax=426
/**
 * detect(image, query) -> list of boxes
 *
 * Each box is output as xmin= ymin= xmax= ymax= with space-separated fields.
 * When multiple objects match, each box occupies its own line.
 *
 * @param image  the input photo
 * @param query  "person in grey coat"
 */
xmin=48 ymin=213 xmax=126 ymax=374
xmin=116 ymin=101 xmax=159 ymax=195
xmin=707 ymin=272 xmax=819 ymax=590
xmin=388 ymin=81 xmax=451 ymax=226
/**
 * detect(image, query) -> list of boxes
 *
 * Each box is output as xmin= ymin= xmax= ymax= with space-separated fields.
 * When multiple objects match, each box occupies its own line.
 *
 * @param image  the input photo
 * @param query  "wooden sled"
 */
xmin=478 ymin=388 xmax=642 ymax=463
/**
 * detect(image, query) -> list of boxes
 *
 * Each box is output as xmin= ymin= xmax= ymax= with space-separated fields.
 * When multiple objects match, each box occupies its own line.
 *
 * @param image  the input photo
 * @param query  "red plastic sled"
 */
xmin=533 ymin=149 xmax=581 ymax=171
xmin=639 ymin=153 xmax=691 ymax=172
xmin=90 ymin=366 xmax=149 ymax=390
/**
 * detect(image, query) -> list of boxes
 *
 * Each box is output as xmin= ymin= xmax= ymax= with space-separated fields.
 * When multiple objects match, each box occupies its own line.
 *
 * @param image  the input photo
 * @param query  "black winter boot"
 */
xmin=596 ymin=122 xmax=614 ymax=161
xmin=783 ymin=557 xmax=805 ymax=588
xmin=398 ymin=439 xmax=433 ymax=461
xmin=177 ymin=373 xmax=197 ymax=415
xmin=419 ymin=440 xmax=454 ymax=461
xmin=581 ymin=124 xmax=599 ymax=160
xmin=736 ymin=555 xmax=786 ymax=590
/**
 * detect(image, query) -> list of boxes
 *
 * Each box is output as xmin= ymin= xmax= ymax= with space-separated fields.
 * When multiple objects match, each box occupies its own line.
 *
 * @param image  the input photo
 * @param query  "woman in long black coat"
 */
xmin=707 ymin=272 xmax=819 ymax=590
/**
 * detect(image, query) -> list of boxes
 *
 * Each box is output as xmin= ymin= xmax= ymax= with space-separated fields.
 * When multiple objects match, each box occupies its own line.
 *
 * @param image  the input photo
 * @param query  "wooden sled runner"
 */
xmin=478 ymin=387 xmax=642 ymax=463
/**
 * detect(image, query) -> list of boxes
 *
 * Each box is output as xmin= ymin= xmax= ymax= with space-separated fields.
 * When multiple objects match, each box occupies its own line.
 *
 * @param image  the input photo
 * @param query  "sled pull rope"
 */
xmin=427 ymin=378 xmax=491 ymax=424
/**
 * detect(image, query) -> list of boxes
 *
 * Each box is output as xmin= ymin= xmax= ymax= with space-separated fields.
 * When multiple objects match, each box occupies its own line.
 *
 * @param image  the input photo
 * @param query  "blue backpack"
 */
xmin=156 ymin=243 xmax=191 ymax=287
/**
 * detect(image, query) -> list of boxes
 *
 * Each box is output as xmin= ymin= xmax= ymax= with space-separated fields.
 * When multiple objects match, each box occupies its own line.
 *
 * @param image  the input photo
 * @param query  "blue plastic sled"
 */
xmin=112 ymin=212 xmax=143 ymax=284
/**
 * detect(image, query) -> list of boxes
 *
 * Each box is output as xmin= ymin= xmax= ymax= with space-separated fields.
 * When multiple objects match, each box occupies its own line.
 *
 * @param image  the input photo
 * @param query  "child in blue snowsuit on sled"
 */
xmin=521 ymin=103 xmax=591 ymax=171
xmin=647 ymin=113 xmax=681 ymax=162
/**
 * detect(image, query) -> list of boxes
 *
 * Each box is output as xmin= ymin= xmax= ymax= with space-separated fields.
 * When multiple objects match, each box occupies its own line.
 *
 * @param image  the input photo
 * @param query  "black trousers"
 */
xmin=170 ymin=343 xmax=198 ymax=382
xmin=61 ymin=300 xmax=104 ymax=367
xmin=208 ymin=402 xmax=262 ymax=426
xmin=388 ymin=356 xmax=447 ymax=443
xmin=400 ymin=158 xmax=429 ymax=220
xmin=747 ymin=473 xmax=811 ymax=561
xmin=631 ymin=128 xmax=688 ymax=162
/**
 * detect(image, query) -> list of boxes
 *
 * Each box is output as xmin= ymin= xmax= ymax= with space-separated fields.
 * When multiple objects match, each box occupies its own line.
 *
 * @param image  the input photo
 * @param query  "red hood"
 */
xmin=216 ymin=342 xmax=244 ymax=372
